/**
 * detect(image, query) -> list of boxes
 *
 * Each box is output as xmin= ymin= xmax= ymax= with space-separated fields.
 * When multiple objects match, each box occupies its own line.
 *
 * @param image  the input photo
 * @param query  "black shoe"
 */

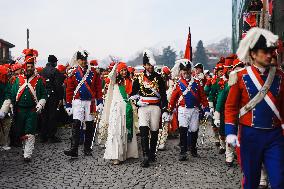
xmin=140 ymin=126 xmax=150 ymax=168
xmin=219 ymin=148 xmax=226 ymax=154
xmin=179 ymin=153 xmax=188 ymax=161
xmin=23 ymin=157 xmax=31 ymax=163
xmin=191 ymin=148 xmax=198 ymax=157
xmin=141 ymin=156 xmax=150 ymax=168
xmin=149 ymin=131 xmax=159 ymax=163
xmin=149 ymin=154 xmax=156 ymax=162
xmin=258 ymin=185 xmax=268 ymax=189
xmin=226 ymin=161 xmax=234 ymax=167
xmin=49 ymin=137 xmax=62 ymax=143
xmin=64 ymin=150 xmax=78 ymax=158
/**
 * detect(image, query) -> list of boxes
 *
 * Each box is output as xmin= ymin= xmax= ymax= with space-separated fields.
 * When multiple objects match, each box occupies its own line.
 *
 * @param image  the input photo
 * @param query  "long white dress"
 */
xmin=103 ymin=84 xmax=139 ymax=161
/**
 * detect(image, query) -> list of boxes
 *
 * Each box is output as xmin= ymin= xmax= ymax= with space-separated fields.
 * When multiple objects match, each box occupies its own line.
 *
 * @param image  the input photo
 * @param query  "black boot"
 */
xmin=64 ymin=120 xmax=80 ymax=158
xmin=140 ymin=126 xmax=150 ymax=168
xmin=190 ymin=131 xmax=199 ymax=157
xmin=84 ymin=121 xmax=95 ymax=156
xmin=179 ymin=127 xmax=188 ymax=161
xmin=149 ymin=130 xmax=159 ymax=162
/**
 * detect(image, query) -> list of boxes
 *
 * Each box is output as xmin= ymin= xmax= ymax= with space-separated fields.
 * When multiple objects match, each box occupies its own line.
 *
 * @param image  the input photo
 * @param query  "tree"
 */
xmin=193 ymin=40 xmax=209 ymax=69
xmin=157 ymin=46 xmax=177 ymax=68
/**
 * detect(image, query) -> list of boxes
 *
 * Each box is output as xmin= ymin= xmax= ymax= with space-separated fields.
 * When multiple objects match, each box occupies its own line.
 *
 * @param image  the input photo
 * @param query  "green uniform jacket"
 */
xmin=10 ymin=75 xmax=47 ymax=107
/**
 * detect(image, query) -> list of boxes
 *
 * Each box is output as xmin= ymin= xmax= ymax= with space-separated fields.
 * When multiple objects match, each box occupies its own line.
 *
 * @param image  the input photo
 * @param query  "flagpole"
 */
xmin=27 ymin=29 xmax=30 ymax=49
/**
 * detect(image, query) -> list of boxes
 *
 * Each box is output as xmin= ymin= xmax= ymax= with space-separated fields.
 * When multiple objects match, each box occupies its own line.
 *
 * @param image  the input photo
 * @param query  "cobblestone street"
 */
xmin=0 ymin=127 xmax=241 ymax=189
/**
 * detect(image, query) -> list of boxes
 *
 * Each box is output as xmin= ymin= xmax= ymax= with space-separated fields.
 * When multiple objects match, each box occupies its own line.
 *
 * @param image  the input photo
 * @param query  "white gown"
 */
xmin=103 ymin=84 xmax=139 ymax=161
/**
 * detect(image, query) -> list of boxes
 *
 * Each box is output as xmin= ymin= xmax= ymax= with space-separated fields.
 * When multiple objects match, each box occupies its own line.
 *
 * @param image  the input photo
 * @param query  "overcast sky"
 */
xmin=0 ymin=0 xmax=232 ymax=64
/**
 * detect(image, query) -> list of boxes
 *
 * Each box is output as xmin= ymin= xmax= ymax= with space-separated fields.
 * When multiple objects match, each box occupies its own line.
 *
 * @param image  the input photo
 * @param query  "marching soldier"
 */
xmin=1 ymin=49 xmax=47 ymax=162
xmin=225 ymin=28 xmax=284 ymax=189
xmin=169 ymin=59 xmax=210 ymax=160
xmin=64 ymin=50 xmax=103 ymax=158
xmin=204 ymin=58 xmax=224 ymax=147
xmin=214 ymin=58 xmax=245 ymax=166
xmin=130 ymin=49 xmax=168 ymax=168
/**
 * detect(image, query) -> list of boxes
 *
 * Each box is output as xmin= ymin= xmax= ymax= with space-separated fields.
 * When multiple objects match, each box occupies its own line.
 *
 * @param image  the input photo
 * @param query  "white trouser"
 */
xmin=23 ymin=134 xmax=35 ymax=158
xmin=72 ymin=99 xmax=94 ymax=122
xmin=225 ymin=142 xmax=234 ymax=162
xmin=138 ymin=105 xmax=161 ymax=131
xmin=178 ymin=107 xmax=199 ymax=132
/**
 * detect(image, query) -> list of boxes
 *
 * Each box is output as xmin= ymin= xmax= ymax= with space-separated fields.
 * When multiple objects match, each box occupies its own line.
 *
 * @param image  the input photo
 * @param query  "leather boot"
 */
xmin=190 ymin=131 xmax=199 ymax=157
xmin=140 ymin=126 xmax=150 ymax=168
xmin=179 ymin=127 xmax=188 ymax=161
xmin=149 ymin=130 xmax=159 ymax=162
xmin=84 ymin=121 xmax=95 ymax=156
xmin=64 ymin=120 xmax=80 ymax=158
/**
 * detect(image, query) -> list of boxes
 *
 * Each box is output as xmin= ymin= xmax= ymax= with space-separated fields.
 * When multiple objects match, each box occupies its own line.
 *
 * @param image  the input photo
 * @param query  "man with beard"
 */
xmin=225 ymin=28 xmax=284 ymax=189
xmin=1 ymin=49 xmax=47 ymax=162
xmin=130 ymin=49 xmax=168 ymax=168
xmin=64 ymin=50 xmax=103 ymax=158
xmin=40 ymin=55 xmax=64 ymax=143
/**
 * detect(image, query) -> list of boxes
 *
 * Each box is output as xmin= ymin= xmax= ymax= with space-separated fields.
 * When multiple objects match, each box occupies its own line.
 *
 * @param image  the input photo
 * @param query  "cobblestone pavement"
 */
xmin=0 ymin=126 xmax=242 ymax=189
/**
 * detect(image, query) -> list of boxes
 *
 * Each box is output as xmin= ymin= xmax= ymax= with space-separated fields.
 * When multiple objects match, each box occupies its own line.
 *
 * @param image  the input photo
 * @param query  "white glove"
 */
xmin=226 ymin=134 xmax=240 ymax=147
xmin=137 ymin=100 xmax=149 ymax=107
xmin=96 ymin=103 xmax=104 ymax=114
xmin=0 ymin=110 xmax=6 ymax=119
xmin=204 ymin=112 xmax=212 ymax=119
xmin=66 ymin=108 xmax=73 ymax=116
xmin=162 ymin=112 xmax=170 ymax=122
xmin=36 ymin=104 xmax=43 ymax=114
xmin=214 ymin=119 xmax=221 ymax=127
xmin=129 ymin=95 xmax=140 ymax=101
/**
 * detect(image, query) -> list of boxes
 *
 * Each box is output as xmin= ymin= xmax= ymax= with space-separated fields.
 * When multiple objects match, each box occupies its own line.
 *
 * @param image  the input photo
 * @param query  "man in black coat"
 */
xmin=40 ymin=55 xmax=64 ymax=143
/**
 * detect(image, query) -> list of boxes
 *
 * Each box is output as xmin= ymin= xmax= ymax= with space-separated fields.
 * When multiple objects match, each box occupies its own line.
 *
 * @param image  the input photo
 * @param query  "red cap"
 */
xmin=57 ymin=65 xmax=66 ymax=73
xmin=116 ymin=62 xmax=127 ymax=73
xmin=11 ymin=63 xmax=22 ymax=72
xmin=22 ymin=49 xmax=38 ymax=63
xmin=36 ymin=67 xmax=43 ymax=73
xmin=0 ymin=65 xmax=8 ymax=83
xmin=108 ymin=62 xmax=115 ymax=70
xmin=232 ymin=59 xmax=244 ymax=69
xmin=90 ymin=60 xmax=98 ymax=66
xmin=127 ymin=66 xmax=135 ymax=73
xmin=162 ymin=66 xmax=171 ymax=75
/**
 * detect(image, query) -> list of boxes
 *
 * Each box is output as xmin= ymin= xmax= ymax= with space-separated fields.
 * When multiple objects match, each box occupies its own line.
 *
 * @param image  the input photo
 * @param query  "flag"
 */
xmin=184 ymin=27 xmax=192 ymax=61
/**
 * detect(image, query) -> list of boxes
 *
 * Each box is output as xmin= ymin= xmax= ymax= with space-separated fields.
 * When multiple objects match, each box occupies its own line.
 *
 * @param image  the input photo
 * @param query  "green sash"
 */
xmin=118 ymin=85 xmax=133 ymax=142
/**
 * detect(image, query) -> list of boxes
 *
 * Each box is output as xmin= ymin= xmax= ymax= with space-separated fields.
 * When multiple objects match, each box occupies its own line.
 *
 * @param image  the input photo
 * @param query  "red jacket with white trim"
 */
xmin=225 ymin=65 xmax=284 ymax=135
xmin=66 ymin=66 xmax=102 ymax=108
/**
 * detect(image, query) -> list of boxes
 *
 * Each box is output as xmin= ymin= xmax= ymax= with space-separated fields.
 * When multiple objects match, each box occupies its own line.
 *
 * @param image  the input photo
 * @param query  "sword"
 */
xmin=91 ymin=112 xmax=102 ymax=149
xmin=156 ymin=118 xmax=168 ymax=151
xmin=200 ymin=116 xmax=209 ymax=146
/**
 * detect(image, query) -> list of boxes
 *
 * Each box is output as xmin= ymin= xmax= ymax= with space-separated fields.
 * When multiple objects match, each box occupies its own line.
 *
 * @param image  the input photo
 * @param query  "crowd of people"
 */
xmin=0 ymin=27 xmax=284 ymax=189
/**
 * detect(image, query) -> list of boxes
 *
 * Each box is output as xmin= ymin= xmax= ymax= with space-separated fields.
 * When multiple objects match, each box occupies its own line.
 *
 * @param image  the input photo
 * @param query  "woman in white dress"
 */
xmin=103 ymin=62 xmax=139 ymax=165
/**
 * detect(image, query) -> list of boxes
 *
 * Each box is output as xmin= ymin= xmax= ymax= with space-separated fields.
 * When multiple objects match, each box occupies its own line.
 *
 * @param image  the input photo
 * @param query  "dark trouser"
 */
xmin=69 ymin=120 xmax=95 ymax=151
xmin=239 ymin=126 xmax=284 ymax=189
xmin=41 ymin=96 xmax=59 ymax=139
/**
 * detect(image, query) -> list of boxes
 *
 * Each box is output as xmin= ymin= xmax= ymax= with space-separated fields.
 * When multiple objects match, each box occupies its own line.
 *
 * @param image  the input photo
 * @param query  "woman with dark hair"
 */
xmin=102 ymin=62 xmax=138 ymax=165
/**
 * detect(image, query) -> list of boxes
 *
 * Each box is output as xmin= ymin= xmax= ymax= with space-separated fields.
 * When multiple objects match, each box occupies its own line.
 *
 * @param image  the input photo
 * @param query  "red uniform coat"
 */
xmin=225 ymin=65 xmax=284 ymax=135
xmin=66 ymin=66 xmax=102 ymax=108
